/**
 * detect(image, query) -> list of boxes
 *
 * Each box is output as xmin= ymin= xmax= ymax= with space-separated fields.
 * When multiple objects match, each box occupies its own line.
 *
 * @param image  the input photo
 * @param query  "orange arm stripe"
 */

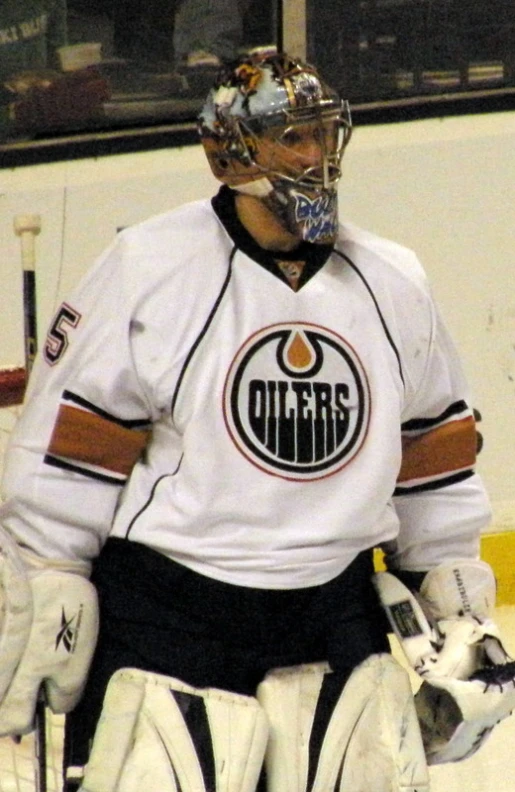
xmin=398 ymin=416 xmax=476 ymax=483
xmin=48 ymin=404 xmax=150 ymax=477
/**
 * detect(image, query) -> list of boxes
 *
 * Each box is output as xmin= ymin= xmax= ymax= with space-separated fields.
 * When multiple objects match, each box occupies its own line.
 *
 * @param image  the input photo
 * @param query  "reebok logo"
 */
xmin=55 ymin=604 xmax=84 ymax=653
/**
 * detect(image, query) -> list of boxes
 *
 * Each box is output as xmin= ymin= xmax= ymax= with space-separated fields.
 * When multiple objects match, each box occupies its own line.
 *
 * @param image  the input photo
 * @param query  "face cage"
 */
xmin=232 ymin=101 xmax=352 ymax=193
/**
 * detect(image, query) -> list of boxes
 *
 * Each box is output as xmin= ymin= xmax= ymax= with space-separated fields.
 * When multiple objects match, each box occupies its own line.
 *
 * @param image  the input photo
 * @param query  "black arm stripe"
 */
xmin=401 ymin=399 xmax=469 ymax=432
xmin=62 ymin=390 xmax=150 ymax=429
xmin=394 ymin=468 xmax=474 ymax=495
xmin=44 ymin=454 xmax=125 ymax=485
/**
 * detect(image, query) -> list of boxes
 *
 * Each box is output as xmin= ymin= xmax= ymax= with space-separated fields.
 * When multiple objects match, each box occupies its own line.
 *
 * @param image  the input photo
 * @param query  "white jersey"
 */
xmin=0 ymin=187 xmax=491 ymax=588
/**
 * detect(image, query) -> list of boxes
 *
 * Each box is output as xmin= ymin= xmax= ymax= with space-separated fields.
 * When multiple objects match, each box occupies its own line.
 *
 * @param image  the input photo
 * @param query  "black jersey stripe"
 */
xmin=62 ymin=390 xmax=150 ymax=428
xmin=334 ymin=249 xmax=404 ymax=387
xmin=43 ymin=454 xmax=125 ymax=485
xmin=171 ymin=249 xmax=236 ymax=418
xmin=124 ymin=462 xmax=183 ymax=539
xmin=401 ymin=399 xmax=469 ymax=432
xmin=394 ymin=468 xmax=474 ymax=495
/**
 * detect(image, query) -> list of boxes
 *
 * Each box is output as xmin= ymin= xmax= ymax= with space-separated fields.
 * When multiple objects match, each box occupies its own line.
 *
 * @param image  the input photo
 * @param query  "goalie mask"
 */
xmin=198 ymin=52 xmax=352 ymax=245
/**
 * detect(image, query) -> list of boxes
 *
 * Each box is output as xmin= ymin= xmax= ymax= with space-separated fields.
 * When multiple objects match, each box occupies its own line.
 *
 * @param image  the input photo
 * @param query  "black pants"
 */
xmin=64 ymin=537 xmax=390 ymax=779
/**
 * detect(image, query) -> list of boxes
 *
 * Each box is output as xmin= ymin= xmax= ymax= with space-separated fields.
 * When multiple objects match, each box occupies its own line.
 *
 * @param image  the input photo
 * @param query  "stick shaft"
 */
xmin=14 ymin=215 xmax=41 ymax=377
xmin=34 ymin=698 xmax=48 ymax=792
xmin=23 ymin=268 xmax=38 ymax=376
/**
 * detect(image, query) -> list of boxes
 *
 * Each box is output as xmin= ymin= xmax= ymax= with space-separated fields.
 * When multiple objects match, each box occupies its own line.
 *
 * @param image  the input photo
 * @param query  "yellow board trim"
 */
xmin=373 ymin=531 xmax=515 ymax=605
xmin=480 ymin=532 xmax=515 ymax=606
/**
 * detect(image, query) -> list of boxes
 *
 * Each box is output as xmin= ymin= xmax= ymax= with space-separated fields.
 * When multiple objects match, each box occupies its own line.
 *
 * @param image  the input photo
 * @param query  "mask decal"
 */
xmin=262 ymin=181 xmax=339 ymax=245
xmin=292 ymin=189 xmax=338 ymax=243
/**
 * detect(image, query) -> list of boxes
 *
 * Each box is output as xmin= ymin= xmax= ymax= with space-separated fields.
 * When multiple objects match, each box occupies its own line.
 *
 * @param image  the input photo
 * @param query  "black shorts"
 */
xmin=65 ymin=537 xmax=390 ymax=771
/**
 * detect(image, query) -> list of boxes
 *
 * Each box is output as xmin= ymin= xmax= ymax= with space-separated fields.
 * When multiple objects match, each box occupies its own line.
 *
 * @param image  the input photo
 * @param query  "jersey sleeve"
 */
xmin=0 ymin=233 xmax=155 ymax=564
xmin=389 ymin=298 xmax=492 ymax=572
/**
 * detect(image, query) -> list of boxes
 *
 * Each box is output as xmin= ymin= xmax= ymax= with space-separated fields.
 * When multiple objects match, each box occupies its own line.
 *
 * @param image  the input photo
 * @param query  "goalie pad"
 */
xmin=374 ymin=561 xmax=515 ymax=763
xmin=0 ymin=526 xmax=99 ymax=736
xmin=79 ymin=668 xmax=269 ymax=792
xmin=257 ymin=655 xmax=429 ymax=792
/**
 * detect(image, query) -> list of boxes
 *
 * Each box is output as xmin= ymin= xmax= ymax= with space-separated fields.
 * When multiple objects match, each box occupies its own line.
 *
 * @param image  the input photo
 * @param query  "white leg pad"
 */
xmin=257 ymin=654 xmax=429 ymax=792
xmin=80 ymin=668 xmax=269 ymax=792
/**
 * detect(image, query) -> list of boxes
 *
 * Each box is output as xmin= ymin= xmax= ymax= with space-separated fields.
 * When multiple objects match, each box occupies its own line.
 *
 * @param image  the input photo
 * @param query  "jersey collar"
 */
xmin=211 ymin=186 xmax=334 ymax=290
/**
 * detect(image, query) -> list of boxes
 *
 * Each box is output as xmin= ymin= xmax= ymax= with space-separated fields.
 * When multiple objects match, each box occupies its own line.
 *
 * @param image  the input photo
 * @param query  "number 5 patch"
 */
xmin=44 ymin=303 xmax=82 ymax=366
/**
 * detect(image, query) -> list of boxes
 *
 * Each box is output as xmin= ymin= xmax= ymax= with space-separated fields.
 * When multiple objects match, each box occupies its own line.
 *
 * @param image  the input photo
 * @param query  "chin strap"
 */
xmin=234 ymin=177 xmax=274 ymax=197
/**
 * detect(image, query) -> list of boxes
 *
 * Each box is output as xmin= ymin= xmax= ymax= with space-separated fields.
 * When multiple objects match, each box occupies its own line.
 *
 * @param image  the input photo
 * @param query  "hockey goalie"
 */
xmin=1 ymin=50 xmax=514 ymax=792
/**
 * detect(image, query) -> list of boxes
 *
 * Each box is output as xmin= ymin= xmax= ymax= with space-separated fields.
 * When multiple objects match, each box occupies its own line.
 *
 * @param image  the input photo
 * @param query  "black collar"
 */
xmin=211 ymin=185 xmax=334 ymax=289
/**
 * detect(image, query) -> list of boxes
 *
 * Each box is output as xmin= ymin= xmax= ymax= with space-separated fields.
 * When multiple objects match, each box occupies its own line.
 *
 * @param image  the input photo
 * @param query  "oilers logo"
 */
xmin=223 ymin=323 xmax=371 ymax=480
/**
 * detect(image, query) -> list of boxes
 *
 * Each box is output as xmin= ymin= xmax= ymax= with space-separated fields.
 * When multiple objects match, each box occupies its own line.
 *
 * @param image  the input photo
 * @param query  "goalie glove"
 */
xmin=0 ymin=525 xmax=99 ymax=736
xmin=374 ymin=561 xmax=515 ymax=764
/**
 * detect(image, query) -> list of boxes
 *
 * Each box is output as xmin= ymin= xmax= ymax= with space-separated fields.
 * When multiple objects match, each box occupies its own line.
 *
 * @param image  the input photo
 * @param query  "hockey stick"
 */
xmin=13 ymin=214 xmax=47 ymax=792
xmin=34 ymin=701 xmax=48 ymax=792
xmin=14 ymin=214 xmax=41 ymax=382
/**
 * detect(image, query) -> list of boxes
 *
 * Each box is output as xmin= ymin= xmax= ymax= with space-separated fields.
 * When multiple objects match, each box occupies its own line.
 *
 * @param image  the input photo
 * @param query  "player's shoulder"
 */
xmin=335 ymin=222 xmax=436 ymax=393
xmin=119 ymin=198 xmax=219 ymax=252
xmin=336 ymin=220 xmax=429 ymax=292
xmin=100 ymin=197 xmax=230 ymax=293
